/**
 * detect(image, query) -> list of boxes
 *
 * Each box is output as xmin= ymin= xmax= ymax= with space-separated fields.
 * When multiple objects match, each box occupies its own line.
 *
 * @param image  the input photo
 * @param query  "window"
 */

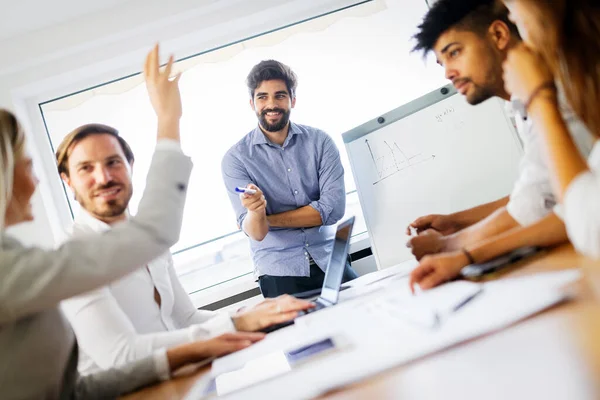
xmin=40 ymin=0 xmax=445 ymax=305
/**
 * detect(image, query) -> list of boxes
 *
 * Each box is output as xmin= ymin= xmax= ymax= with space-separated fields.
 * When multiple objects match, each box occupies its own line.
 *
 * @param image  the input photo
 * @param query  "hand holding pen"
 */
xmin=237 ymin=184 xmax=267 ymax=214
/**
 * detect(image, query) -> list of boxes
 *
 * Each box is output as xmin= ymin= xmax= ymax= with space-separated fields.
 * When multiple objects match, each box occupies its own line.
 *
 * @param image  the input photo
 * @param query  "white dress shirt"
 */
xmin=61 ymin=209 xmax=235 ymax=376
xmin=505 ymin=96 xmax=593 ymax=226
xmin=1 ymin=143 xmax=195 ymax=399
xmin=560 ymin=140 xmax=600 ymax=258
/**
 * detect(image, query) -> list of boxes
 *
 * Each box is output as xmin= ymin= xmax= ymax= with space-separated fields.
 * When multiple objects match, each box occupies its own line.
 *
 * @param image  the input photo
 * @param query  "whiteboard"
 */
xmin=344 ymin=84 xmax=523 ymax=269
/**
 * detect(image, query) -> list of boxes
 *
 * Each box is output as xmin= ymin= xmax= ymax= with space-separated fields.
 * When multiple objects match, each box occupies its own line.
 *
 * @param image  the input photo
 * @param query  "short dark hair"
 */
xmin=246 ymin=60 xmax=298 ymax=99
xmin=412 ymin=0 xmax=520 ymax=56
xmin=56 ymin=123 xmax=134 ymax=176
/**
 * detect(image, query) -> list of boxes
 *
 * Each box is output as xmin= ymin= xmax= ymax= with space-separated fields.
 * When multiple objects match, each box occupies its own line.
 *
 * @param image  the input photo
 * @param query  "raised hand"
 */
xmin=143 ymin=43 xmax=183 ymax=141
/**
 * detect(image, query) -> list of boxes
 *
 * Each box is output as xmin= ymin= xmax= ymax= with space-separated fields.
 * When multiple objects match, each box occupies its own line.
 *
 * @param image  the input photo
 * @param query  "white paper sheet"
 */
xmin=338 ymin=259 xmax=418 ymax=302
xmin=345 ymin=259 xmax=418 ymax=288
xmin=185 ymin=270 xmax=581 ymax=400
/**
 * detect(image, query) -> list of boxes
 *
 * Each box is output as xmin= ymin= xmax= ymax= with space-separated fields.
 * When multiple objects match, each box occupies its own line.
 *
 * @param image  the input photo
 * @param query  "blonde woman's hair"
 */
xmin=0 ymin=109 xmax=26 ymax=231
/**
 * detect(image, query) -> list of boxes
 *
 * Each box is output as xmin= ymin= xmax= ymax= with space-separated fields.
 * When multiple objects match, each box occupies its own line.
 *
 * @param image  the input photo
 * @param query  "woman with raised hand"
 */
xmin=0 ymin=44 xmax=263 ymax=399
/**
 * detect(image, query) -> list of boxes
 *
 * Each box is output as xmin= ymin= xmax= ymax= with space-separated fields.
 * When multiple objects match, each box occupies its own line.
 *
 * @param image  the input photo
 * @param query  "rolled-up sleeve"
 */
xmin=506 ymin=182 xmax=554 ymax=226
xmin=505 ymin=140 xmax=555 ymax=226
xmin=563 ymin=170 xmax=600 ymax=259
xmin=221 ymin=149 xmax=250 ymax=228
xmin=309 ymin=136 xmax=346 ymax=226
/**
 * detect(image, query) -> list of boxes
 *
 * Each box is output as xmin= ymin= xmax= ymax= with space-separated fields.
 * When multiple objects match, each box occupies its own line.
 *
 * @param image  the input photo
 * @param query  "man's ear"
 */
xmin=60 ymin=172 xmax=72 ymax=190
xmin=249 ymin=98 xmax=256 ymax=112
xmin=291 ymin=96 xmax=297 ymax=109
xmin=61 ymin=172 xmax=77 ymax=202
xmin=489 ymin=20 xmax=512 ymax=52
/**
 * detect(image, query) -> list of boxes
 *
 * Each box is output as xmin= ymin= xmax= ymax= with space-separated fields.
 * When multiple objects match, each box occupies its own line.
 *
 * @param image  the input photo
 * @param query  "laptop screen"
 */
xmin=320 ymin=216 xmax=355 ymax=304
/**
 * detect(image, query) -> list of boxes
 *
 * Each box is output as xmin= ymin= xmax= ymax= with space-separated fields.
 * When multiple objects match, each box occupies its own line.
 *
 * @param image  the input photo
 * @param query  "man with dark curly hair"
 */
xmin=407 ymin=0 xmax=593 ymax=290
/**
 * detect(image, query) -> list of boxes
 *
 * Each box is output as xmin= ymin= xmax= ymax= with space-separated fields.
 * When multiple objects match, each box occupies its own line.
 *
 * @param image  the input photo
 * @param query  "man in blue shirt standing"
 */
xmin=221 ymin=60 xmax=358 ymax=297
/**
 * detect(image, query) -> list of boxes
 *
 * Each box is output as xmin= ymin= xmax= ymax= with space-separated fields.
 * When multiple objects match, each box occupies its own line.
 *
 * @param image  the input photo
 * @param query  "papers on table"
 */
xmin=339 ymin=259 xmax=418 ymax=302
xmin=361 ymin=280 xmax=483 ymax=331
xmin=185 ymin=270 xmax=581 ymax=400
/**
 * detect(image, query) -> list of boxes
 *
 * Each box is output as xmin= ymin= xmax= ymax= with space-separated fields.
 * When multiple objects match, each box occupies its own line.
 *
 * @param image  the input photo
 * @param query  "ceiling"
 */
xmin=0 ymin=0 xmax=136 ymax=40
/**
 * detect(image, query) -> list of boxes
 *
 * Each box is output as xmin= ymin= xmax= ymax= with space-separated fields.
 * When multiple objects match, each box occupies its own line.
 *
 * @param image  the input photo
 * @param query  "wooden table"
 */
xmin=122 ymin=244 xmax=600 ymax=400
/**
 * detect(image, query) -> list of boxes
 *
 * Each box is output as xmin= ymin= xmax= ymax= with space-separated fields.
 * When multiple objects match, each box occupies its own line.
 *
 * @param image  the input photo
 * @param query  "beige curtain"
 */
xmin=43 ymin=0 xmax=387 ymax=111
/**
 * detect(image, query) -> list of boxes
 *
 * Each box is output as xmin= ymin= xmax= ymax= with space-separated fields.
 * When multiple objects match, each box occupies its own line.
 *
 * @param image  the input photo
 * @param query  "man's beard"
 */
xmin=258 ymin=108 xmax=291 ymax=132
xmin=75 ymin=182 xmax=132 ymax=219
xmin=462 ymin=50 xmax=504 ymax=105
xmin=464 ymin=82 xmax=496 ymax=105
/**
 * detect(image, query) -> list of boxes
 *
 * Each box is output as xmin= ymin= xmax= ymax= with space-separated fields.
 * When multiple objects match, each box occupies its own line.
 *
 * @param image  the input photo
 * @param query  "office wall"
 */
xmin=0 ymin=0 xmax=368 ymax=247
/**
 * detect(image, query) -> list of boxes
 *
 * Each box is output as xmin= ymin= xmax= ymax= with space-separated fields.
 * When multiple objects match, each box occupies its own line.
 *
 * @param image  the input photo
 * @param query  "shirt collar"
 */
xmin=251 ymin=122 xmax=302 ymax=147
xmin=508 ymin=95 xmax=527 ymax=120
xmin=74 ymin=208 xmax=129 ymax=233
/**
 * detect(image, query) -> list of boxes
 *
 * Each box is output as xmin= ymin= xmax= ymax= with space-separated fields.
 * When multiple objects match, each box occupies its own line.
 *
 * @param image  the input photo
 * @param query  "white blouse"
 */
xmin=61 ymin=210 xmax=235 ymax=375
xmin=506 ymin=96 xmax=593 ymax=226
xmin=563 ymin=140 xmax=600 ymax=258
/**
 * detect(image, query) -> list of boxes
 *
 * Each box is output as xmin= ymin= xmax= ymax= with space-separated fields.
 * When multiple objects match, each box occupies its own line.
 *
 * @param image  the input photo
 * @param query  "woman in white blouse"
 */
xmin=501 ymin=0 xmax=600 ymax=257
xmin=0 ymin=45 xmax=263 ymax=399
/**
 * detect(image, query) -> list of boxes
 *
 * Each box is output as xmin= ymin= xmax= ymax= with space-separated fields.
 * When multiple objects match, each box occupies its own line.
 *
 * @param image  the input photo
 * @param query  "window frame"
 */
xmin=11 ymin=0 xmax=373 ymax=243
xmin=10 ymin=0 xmax=376 ymax=306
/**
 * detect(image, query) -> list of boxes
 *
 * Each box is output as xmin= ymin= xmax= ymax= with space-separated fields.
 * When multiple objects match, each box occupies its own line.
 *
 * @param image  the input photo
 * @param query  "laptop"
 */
xmin=260 ymin=216 xmax=355 ymax=333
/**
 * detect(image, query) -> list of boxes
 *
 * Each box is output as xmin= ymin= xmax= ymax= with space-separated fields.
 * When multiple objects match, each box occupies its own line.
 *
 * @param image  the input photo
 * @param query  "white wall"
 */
xmin=0 ymin=0 xmax=369 ymax=247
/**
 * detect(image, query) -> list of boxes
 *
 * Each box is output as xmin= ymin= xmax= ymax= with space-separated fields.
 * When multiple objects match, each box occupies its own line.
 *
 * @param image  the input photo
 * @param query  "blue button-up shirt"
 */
xmin=221 ymin=122 xmax=346 ymax=277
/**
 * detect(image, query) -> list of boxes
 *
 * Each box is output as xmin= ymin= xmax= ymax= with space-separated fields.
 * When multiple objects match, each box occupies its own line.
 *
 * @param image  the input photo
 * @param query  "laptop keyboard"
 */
xmin=260 ymin=302 xmax=328 ymax=333
xmin=299 ymin=302 xmax=326 ymax=316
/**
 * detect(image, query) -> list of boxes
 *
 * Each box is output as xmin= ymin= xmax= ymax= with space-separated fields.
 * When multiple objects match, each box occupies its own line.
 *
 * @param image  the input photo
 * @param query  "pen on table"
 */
xmin=452 ymin=287 xmax=484 ymax=313
xmin=235 ymin=187 xmax=257 ymax=195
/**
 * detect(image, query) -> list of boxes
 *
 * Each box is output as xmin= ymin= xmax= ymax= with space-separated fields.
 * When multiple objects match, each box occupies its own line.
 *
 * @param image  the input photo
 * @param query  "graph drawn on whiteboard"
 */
xmin=365 ymin=139 xmax=436 ymax=185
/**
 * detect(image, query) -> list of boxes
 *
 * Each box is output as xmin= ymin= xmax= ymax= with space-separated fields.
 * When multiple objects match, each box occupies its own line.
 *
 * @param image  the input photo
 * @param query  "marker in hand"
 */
xmin=235 ymin=187 xmax=257 ymax=195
